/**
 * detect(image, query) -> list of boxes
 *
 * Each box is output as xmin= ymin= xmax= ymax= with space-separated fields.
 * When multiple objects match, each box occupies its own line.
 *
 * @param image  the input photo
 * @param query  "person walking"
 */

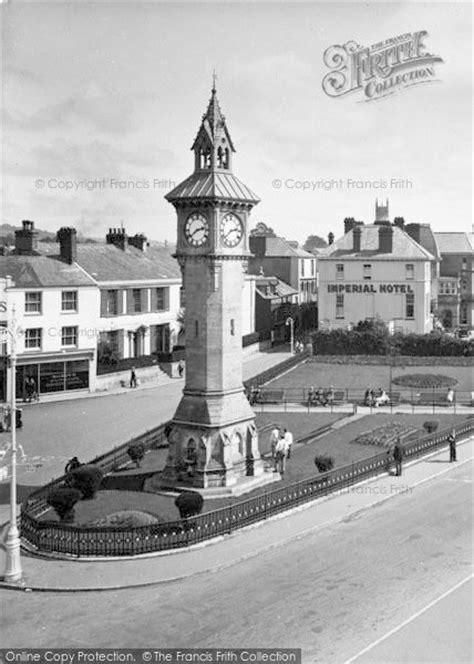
xmin=269 ymin=425 xmax=280 ymax=459
xmin=447 ymin=429 xmax=457 ymax=462
xmin=446 ymin=388 xmax=455 ymax=405
xmin=130 ymin=366 xmax=137 ymax=388
xmin=393 ymin=439 xmax=404 ymax=476
xmin=178 ymin=360 xmax=184 ymax=378
xmin=284 ymin=428 xmax=293 ymax=459
xmin=274 ymin=435 xmax=287 ymax=475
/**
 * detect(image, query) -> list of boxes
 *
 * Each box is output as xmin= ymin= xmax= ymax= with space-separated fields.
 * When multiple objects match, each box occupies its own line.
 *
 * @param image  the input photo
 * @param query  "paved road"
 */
xmin=2 ymin=460 xmax=471 ymax=663
xmin=348 ymin=576 xmax=473 ymax=663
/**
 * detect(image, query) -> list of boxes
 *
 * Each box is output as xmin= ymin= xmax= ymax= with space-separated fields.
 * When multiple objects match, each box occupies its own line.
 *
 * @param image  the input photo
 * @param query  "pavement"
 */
xmin=1 ymin=434 xmax=472 ymax=593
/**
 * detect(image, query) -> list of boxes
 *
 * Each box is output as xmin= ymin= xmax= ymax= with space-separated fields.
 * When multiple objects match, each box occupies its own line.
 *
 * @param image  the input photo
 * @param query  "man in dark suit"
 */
xmin=447 ymin=429 xmax=457 ymax=462
xmin=393 ymin=439 xmax=404 ymax=476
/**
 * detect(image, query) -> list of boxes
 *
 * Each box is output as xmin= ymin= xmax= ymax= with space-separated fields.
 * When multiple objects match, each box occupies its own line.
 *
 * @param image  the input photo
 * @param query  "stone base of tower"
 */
xmin=154 ymin=390 xmax=272 ymax=490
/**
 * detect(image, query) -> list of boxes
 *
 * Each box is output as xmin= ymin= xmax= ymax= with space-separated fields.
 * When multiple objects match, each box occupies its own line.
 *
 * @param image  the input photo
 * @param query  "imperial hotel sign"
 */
xmin=317 ymin=202 xmax=439 ymax=334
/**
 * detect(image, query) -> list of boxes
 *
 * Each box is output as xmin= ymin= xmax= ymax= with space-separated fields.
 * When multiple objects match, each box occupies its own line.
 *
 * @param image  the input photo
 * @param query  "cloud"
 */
xmin=3 ymin=137 xmax=178 ymax=178
xmin=4 ymin=80 xmax=135 ymax=134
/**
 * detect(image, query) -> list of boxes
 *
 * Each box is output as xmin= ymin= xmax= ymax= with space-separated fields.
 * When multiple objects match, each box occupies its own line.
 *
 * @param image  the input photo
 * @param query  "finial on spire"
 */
xmin=212 ymin=69 xmax=217 ymax=94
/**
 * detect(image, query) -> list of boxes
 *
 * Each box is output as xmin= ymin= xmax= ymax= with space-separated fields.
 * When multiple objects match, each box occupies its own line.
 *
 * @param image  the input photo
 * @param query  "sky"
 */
xmin=1 ymin=1 xmax=472 ymax=244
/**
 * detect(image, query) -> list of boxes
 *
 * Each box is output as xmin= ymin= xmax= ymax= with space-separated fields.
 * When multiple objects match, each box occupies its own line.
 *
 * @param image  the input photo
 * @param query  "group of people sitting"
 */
xmin=364 ymin=387 xmax=390 ymax=408
xmin=247 ymin=386 xmax=262 ymax=405
xmin=307 ymin=386 xmax=335 ymax=407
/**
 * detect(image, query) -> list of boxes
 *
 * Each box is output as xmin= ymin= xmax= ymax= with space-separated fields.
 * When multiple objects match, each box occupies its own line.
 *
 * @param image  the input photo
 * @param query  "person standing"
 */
xmin=178 ymin=360 xmax=184 ymax=378
xmin=446 ymin=388 xmax=455 ymax=405
xmin=29 ymin=376 xmax=39 ymax=402
xmin=269 ymin=425 xmax=280 ymax=459
xmin=274 ymin=435 xmax=286 ymax=475
xmin=130 ymin=366 xmax=137 ymax=388
xmin=393 ymin=439 xmax=404 ymax=476
xmin=284 ymin=428 xmax=293 ymax=459
xmin=447 ymin=429 xmax=457 ymax=462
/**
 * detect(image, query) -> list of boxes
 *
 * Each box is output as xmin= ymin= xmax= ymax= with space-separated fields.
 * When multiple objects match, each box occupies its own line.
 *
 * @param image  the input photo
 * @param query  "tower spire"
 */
xmin=191 ymin=81 xmax=236 ymax=173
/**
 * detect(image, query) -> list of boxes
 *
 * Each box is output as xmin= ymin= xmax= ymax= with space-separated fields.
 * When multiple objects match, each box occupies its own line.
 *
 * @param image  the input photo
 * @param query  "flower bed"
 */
xmin=392 ymin=373 xmax=458 ymax=388
xmin=353 ymin=422 xmax=418 ymax=448
xmin=87 ymin=510 xmax=161 ymax=528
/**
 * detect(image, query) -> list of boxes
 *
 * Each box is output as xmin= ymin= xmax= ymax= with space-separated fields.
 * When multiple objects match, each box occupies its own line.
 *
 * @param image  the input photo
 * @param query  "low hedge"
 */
xmin=312 ymin=329 xmax=472 ymax=358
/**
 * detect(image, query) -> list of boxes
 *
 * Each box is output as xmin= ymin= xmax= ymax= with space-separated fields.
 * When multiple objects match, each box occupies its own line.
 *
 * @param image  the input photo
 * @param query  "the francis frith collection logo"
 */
xmin=322 ymin=30 xmax=443 ymax=102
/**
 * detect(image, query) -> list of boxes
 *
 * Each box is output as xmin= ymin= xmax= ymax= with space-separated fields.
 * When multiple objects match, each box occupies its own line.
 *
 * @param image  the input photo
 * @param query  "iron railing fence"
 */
xmin=20 ymin=419 xmax=474 ymax=557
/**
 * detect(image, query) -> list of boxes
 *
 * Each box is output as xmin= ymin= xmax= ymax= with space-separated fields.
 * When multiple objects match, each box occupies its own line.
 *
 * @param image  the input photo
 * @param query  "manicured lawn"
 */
xmin=267 ymin=361 xmax=473 ymax=393
xmin=45 ymin=412 xmax=469 ymax=525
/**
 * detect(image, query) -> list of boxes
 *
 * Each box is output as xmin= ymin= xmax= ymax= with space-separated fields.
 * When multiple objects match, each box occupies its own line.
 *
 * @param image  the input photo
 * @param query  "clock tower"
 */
xmin=162 ymin=83 xmax=266 ymax=489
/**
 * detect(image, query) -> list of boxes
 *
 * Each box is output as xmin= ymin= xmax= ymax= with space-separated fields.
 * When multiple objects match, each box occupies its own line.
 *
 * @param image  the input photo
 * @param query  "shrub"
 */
xmin=314 ymin=455 xmax=334 ymax=473
xmin=47 ymin=487 xmax=82 ymax=522
xmin=175 ymin=491 xmax=204 ymax=519
xmin=423 ymin=420 xmax=439 ymax=434
xmin=127 ymin=442 xmax=146 ymax=468
xmin=67 ymin=464 xmax=104 ymax=499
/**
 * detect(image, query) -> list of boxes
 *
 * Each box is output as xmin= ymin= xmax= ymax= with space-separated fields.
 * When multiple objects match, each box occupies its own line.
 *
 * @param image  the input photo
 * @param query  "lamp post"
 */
xmin=286 ymin=317 xmax=294 ymax=354
xmin=2 ymin=305 xmax=23 ymax=584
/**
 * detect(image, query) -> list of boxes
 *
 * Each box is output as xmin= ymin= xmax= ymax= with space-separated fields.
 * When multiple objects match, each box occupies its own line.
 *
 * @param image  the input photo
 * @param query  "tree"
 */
xmin=303 ymin=235 xmax=327 ymax=253
xmin=249 ymin=222 xmax=277 ymax=237
xmin=66 ymin=464 xmax=104 ymax=499
xmin=47 ymin=488 xmax=82 ymax=522
xmin=97 ymin=339 xmax=119 ymax=366
xmin=127 ymin=442 xmax=146 ymax=468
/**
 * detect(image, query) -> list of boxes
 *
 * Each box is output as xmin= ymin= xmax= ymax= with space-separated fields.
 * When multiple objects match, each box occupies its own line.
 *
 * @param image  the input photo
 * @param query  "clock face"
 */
xmin=184 ymin=213 xmax=209 ymax=247
xmin=220 ymin=213 xmax=243 ymax=248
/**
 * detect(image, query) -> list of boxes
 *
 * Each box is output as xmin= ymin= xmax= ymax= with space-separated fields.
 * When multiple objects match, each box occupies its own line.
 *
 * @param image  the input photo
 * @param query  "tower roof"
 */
xmin=165 ymin=170 xmax=260 ymax=204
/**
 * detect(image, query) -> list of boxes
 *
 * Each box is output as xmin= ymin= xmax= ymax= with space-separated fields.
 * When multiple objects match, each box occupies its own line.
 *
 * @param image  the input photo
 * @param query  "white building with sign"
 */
xmin=317 ymin=219 xmax=437 ymax=334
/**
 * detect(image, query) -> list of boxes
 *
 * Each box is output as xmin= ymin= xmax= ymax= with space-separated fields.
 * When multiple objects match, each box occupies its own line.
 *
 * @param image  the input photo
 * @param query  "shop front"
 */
xmin=15 ymin=353 xmax=93 ymax=400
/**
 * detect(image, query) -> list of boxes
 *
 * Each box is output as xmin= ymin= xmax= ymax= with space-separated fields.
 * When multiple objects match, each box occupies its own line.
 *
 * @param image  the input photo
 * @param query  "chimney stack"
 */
xmin=344 ymin=217 xmax=356 ymax=234
xmin=327 ymin=232 xmax=334 ymax=245
xmin=378 ymin=225 xmax=393 ymax=253
xmin=106 ymin=227 xmax=128 ymax=251
xmin=128 ymin=233 xmax=148 ymax=252
xmin=353 ymin=225 xmax=362 ymax=252
xmin=56 ymin=227 xmax=77 ymax=264
xmin=15 ymin=220 xmax=39 ymax=255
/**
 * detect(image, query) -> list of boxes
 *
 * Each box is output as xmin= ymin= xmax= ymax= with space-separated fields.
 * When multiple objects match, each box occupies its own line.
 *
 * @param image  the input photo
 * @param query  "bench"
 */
xmin=304 ymin=390 xmax=346 ymax=407
xmin=416 ymin=392 xmax=454 ymax=407
xmin=255 ymin=389 xmax=285 ymax=404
